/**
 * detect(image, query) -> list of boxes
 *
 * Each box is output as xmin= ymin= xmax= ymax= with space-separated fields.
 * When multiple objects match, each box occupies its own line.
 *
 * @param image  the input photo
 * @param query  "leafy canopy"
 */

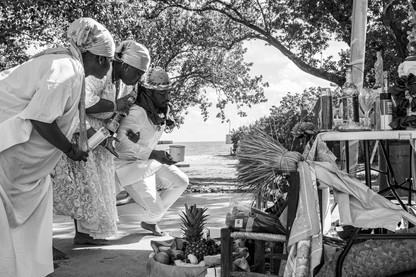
xmin=0 ymin=0 xmax=268 ymax=126
xmin=152 ymin=0 xmax=414 ymax=87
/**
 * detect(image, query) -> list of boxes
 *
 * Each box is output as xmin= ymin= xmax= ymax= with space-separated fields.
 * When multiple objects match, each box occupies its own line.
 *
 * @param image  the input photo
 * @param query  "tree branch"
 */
xmin=255 ymin=0 xmax=269 ymax=32
xmin=156 ymin=0 xmax=344 ymax=85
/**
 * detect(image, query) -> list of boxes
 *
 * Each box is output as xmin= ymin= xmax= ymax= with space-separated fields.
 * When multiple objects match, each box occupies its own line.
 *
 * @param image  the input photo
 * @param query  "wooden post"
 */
xmin=221 ymin=228 xmax=233 ymax=277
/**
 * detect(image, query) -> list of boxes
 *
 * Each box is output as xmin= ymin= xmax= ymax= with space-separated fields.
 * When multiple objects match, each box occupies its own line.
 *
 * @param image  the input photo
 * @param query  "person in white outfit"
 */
xmin=115 ymin=67 xmax=188 ymax=236
xmin=0 ymin=18 xmax=115 ymax=277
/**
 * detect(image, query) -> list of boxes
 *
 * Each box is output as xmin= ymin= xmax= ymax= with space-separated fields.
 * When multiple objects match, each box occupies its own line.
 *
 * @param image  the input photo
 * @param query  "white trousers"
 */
xmin=117 ymin=164 xmax=188 ymax=224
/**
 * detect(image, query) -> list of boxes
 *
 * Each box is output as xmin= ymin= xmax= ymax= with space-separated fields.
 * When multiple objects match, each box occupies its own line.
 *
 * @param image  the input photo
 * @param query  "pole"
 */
xmin=350 ymin=0 xmax=368 ymax=91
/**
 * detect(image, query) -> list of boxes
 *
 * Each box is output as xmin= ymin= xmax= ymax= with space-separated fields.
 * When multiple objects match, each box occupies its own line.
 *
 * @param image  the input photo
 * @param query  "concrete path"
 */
xmin=49 ymin=193 xmax=253 ymax=277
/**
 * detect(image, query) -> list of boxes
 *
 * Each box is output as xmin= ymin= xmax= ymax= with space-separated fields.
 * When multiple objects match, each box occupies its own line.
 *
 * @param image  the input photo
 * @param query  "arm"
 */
xmin=31 ymin=119 xmax=88 ymax=162
xmin=86 ymin=95 xmax=134 ymax=115
xmin=149 ymin=150 xmax=177 ymax=165
xmin=86 ymin=98 xmax=115 ymax=114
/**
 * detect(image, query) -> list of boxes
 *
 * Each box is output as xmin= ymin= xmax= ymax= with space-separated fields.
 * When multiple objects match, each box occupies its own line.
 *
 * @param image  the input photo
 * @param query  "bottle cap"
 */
xmin=321 ymin=88 xmax=331 ymax=96
xmin=380 ymin=92 xmax=391 ymax=100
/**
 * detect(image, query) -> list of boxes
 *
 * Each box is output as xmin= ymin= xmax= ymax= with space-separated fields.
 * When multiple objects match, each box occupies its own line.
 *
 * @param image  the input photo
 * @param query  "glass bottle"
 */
xmin=105 ymin=95 xmax=136 ymax=133
xmin=341 ymin=68 xmax=360 ymax=124
xmin=319 ymin=88 xmax=333 ymax=131
xmin=380 ymin=72 xmax=392 ymax=130
xmin=88 ymin=127 xmax=110 ymax=150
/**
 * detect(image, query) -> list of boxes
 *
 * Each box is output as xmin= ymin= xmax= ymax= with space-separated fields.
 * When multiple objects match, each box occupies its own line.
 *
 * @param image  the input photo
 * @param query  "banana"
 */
xmin=158 ymin=246 xmax=171 ymax=252
xmin=173 ymin=260 xmax=206 ymax=267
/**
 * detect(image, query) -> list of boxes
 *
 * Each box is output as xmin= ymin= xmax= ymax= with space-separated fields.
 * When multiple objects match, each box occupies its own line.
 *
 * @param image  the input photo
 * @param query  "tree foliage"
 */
xmin=0 ymin=0 xmax=268 ymax=126
xmin=231 ymin=87 xmax=319 ymax=152
xmin=152 ymin=0 xmax=414 ymax=87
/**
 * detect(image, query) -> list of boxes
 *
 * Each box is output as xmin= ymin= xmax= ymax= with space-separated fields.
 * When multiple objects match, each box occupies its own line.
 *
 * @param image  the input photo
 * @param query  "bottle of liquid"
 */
xmin=373 ymin=88 xmax=381 ymax=130
xmin=105 ymin=95 xmax=136 ymax=133
xmin=88 ymin=127 xmax=110 ymax=150
xmin=341 ymin=68 xmax=360 ymax=124
xmin=319 ymin=88 xmax=333 ymax=131
xmin=380 ymin=71 xmax=393 ymax=130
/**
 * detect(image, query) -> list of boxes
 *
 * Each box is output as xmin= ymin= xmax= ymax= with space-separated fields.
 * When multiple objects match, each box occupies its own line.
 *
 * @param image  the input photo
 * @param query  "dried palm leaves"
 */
xmin=236 ymin=129 xmax=302 ymax=195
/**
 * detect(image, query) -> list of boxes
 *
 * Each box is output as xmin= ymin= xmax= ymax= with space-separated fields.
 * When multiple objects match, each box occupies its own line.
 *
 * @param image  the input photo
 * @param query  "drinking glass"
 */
xmin=359 ymin=88 xmax=377 ymax=129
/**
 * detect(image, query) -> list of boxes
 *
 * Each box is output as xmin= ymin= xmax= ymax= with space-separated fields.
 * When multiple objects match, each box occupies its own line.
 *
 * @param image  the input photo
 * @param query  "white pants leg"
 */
xmin=118 ymin=164 xmax=188 ymax=224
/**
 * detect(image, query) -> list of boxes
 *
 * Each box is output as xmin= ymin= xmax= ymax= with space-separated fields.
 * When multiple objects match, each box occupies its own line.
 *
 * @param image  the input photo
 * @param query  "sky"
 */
xmin=163 ymin=39 xmax=347 ymax=143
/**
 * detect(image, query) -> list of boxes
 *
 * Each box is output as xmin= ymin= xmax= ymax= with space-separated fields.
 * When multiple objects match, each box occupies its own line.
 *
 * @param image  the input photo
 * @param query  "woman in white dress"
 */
xmin=52 ymin=40 xmax=151 ymax=244
xmin=0 ymin=17 xmax=115 ymax=277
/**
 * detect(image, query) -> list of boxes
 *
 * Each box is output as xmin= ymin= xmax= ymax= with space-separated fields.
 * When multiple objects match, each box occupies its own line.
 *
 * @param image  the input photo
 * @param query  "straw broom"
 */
xmin=236 ymin=129 xmax=303 ymax=196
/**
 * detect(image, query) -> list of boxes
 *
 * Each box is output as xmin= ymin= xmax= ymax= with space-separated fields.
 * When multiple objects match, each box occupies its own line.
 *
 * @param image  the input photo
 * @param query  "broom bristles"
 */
xmin=236 ymin=129 xmax=302 ymax=194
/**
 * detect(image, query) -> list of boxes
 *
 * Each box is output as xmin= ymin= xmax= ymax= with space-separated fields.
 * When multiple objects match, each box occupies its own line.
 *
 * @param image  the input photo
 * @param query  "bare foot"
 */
xmin=116 ymin=191 xmax=134 ymax=206
xmin=73 ymin=231 xmax=109 ymax=245
xmin=53 ymin=246 xmax=68 ymax=260
xmin=141 ymin=222 xmax=164 ymax=236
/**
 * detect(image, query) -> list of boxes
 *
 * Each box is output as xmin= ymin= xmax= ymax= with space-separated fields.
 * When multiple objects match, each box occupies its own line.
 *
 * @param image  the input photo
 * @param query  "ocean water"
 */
xmin=174 ymin=141 xmax=232 ymax=156
xmin=157 ymin=141 xmax=238 ymax=180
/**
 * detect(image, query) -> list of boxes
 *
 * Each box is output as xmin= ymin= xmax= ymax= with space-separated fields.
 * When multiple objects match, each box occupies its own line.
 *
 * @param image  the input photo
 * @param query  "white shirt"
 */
xmin=114 ymin=105 xmax=165 ymax=188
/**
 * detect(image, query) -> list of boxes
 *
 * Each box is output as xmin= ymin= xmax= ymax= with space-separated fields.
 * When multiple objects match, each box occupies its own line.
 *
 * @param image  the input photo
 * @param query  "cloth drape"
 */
xmin=284 ymin=136 xmax=416 ymax=276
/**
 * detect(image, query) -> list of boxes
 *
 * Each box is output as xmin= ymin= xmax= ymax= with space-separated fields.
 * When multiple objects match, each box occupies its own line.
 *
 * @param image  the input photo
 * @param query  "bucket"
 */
xmin=169 ymin=145 xmax=185 ymax=162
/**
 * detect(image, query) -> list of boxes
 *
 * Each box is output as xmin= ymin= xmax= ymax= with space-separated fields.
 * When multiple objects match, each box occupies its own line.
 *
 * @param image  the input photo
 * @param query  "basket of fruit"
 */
xmin=146 ymin=204 xmax=221 ymax=277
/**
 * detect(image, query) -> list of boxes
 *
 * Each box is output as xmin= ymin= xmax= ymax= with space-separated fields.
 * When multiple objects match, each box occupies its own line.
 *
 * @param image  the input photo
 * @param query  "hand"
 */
xmin=126 ymin=129 xmax=140 ymax=143
xmin=104 ymin=136 xmax=120 ymax=158
xmin=115 ymin=95 xmax=134 ymax=115
xmin=149 ymin=150 xmax=177 ymax=165
xmin=65 ymin=144 xmax=89 ymax=162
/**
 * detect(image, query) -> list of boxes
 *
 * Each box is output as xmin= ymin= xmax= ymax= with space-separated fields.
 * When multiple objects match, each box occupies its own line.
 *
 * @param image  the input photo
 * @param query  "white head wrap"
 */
xmin=67 ymin=17 xmax=115 ymax=59
xmin=115 ymin=40 xmax=150 ymax=72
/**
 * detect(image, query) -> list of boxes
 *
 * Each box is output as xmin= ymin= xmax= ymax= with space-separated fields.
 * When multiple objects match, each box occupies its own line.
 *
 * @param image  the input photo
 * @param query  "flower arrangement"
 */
xmin=389 ymin=73 xmax=416 ymax=129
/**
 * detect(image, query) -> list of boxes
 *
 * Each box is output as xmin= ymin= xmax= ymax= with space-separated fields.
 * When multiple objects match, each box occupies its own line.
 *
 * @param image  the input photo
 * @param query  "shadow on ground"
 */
xmin=49 ymin=193 xmax=252 ymax=277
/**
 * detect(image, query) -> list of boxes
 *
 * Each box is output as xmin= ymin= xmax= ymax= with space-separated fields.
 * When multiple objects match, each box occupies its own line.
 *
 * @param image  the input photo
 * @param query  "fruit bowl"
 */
xmin=146 ymin=204 xmax=222 ymax=276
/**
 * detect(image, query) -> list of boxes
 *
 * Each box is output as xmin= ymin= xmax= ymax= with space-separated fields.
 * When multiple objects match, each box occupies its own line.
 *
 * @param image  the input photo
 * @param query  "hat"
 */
xmin=115 ymin=40 xmax=150 ymax=72
xmin=142 ymin=66 xmax=172 ymax=90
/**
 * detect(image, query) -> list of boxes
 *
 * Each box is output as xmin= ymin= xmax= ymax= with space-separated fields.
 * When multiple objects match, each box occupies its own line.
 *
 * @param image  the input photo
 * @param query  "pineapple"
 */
xmin=180 ymin=204 xmax=209 ymax=262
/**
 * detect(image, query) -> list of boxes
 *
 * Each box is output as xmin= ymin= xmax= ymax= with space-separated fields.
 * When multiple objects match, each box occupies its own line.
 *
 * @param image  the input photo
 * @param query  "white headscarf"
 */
xmin=32 ymin=17 xmax=115 ymax=63
xmin=67 ymin=17 xmax=115 ymax=61
xmin=115 ymin=40 xmax=150 ymax=72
